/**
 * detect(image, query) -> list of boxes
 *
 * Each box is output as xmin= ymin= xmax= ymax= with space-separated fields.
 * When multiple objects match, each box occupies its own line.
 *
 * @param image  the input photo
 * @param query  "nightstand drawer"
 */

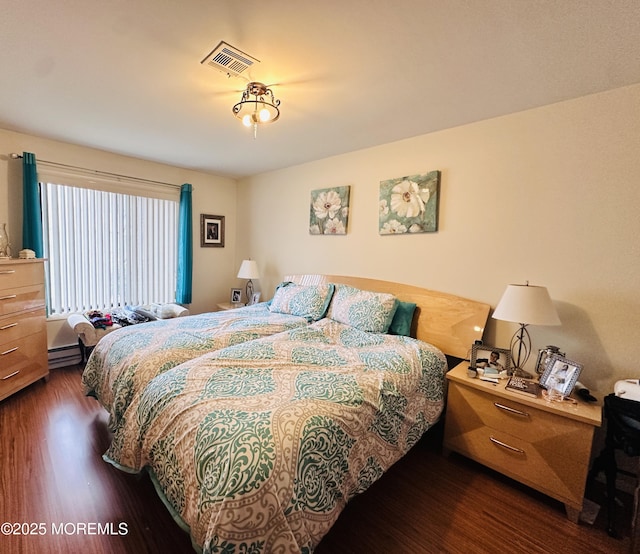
xmin=447 ymin=382 xmax=593 ymax=464
xmin=445 ymin=404 xmax=588 ymax=507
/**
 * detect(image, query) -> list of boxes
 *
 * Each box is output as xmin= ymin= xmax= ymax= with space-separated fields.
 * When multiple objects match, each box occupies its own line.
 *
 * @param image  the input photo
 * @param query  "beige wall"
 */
xmin=0 ymin=128 xmax=238 ymax=347
xmin=238 ymin=84 xmax=640 ymax=397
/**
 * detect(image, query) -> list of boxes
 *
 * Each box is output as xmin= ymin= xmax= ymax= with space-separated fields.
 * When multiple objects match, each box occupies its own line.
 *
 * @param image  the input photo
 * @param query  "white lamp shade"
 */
xmin=492 ymin=284 xmax=561 ymax=326
xmin=237 ymin=260 xmax=260 ymax=280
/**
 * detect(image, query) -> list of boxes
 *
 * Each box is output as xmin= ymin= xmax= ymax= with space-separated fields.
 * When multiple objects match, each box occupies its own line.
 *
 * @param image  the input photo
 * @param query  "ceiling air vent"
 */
xmin=201 ymin=41 xmax=259 ymax=77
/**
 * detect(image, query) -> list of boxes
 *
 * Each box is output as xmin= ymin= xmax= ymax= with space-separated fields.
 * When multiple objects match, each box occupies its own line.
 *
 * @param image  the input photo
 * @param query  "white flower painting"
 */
xmin=379 ymin=171 xmax=440 ymax=235
xmin=309 ymin=186 xmax=350 ymax=235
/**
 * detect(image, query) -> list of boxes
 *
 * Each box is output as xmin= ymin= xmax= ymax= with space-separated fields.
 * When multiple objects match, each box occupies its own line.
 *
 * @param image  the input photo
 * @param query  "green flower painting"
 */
xmin=309 ymin=186 xmax=350 ymax=235
xmin=379 ymin=171 xmax=440 ymax=234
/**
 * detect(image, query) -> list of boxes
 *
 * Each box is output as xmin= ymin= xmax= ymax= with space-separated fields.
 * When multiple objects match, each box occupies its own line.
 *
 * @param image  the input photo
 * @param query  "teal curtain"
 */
xmin=22 ymin=152 xmax=44 ymax=258
xmin=176 ymin=183 xmax=193 ymax=304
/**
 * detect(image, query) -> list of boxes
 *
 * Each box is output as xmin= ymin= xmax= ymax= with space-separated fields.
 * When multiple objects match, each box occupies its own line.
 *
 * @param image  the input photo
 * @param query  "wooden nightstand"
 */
xmin=443 ymin=361 xmax=602 ymax=522
xmin=216 ymin=302 xmax=244 ymax=311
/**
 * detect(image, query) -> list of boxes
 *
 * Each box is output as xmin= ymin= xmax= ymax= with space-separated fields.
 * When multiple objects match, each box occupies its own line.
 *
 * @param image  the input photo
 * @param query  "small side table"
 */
xmin=216 ymin=302 xmax=244 ymax=311
xmin=443 ymin=361 xmax=602 ymax=522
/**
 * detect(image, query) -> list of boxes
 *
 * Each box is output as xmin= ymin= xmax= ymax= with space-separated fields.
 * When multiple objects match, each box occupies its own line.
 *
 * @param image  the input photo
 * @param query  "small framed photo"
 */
xmin=249 ymin=292 xmax=261 ymax=305
xmin=470 ymin=344 xmax=512 ymax=373
xmin=539 ymin=354 xmax=582 ymax=397
xmin=201 ymin=214 xmax=225 ymax=247
xmin=230 ymin=288 xmax=242 ymax=304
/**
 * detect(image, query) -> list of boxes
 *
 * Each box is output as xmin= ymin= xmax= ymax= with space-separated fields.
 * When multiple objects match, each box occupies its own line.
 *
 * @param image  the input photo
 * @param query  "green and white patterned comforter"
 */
xmin=82 ymin=303 xmax=309 ymax=433
xmin=105 ymin=318 xmax=447 ymax=553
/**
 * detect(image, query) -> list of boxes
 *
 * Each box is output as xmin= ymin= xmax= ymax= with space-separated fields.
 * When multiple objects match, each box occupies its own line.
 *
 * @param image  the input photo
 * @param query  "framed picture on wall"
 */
xmin=309 ymin=185 xmax=351 ymax=235
xmin=201 ymin=214 xmax=225 ymax=247
xmin=379 ymin=170 xmax=441 ymax=235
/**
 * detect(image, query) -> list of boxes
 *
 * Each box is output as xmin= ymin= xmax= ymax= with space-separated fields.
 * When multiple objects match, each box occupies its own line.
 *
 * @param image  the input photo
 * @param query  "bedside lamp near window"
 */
xmin=237 ymin=260 xmax=260 ymax=304
xmin=492 ymin=282 xmax=561 ymax=377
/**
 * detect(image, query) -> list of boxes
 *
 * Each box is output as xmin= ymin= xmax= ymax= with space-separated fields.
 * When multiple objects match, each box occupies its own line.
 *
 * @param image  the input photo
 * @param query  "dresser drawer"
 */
xmin=0 ymin=331 xmax=48 ymax=401
xmin=0 ymin=262 xmax=44 ymax=289
xmin=0 ymin=308 xmax=46 ymax=347
xmin=0 ymin=284 xmax=45 ymax=317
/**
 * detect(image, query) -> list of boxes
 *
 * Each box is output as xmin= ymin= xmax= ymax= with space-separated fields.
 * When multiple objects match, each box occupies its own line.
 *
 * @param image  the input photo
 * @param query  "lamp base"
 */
xmin=509 ymin=324 xmax=533 ymax=379
xmin=510 ymin=367 xmax=535 ymax=379
xmin=245 ymin=279 xmax=254 ymax=305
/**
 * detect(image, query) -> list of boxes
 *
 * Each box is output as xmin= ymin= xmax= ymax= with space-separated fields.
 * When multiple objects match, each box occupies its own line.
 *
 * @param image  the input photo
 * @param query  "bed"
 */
xmin=81 ymin=299 xmax=329 ymax=434
xmin=96 ymin=275 xmax=489 ymax=553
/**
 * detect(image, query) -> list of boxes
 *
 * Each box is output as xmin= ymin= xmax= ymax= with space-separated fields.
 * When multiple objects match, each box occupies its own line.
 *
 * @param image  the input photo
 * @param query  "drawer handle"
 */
xmin=1 ymin=346 xmax=18 ymax=356
xmin=0 ymin=270 xmax=16 ymax=274
xmin=0 ymin=322 xmax=18 ymax=331
xmin=0 ymin=294 xmax=17 ymax=301
xmin=494 ymin=402 xmax=530 ymax=418
xmin=2 ymin=370 xmax=20 ymax=380
xmin=490 ymin=435 xmax=525 ymax=454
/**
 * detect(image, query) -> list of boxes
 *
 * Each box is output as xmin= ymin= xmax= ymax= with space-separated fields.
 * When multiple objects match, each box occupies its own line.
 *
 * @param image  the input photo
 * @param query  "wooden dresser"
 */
xmin=444 ymin=362 xmax=601 ymax=522
xmin=0 ymin=259 xmax=48 ymax=401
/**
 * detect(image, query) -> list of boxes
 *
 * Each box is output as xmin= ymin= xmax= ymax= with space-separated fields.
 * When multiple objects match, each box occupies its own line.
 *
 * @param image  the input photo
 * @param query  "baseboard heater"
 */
xmin=48 ymin=344 xmax=82 ymax=369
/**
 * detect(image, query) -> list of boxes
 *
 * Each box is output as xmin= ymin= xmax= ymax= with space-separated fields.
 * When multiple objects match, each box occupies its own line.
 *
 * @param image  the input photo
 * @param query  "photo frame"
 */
xmin=470 ymin=344 xmax=512 ymax=373
xmin=539 ymin=354 xmax=582 ymax=397
xmin=201 ymin=214 xmax=225 ymax=247
xmin=230 ymin=288 xmax=242 ymax=304
xmin=249 ymin=292 xmax=261 ymax=305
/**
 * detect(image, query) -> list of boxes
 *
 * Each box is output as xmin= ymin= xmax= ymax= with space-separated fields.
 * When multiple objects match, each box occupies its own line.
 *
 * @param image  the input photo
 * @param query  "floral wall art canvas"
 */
xmin=379 ymin=170 xmax=441 ymax=234
xmin=309 ymin=185 xmax=350 ymax=235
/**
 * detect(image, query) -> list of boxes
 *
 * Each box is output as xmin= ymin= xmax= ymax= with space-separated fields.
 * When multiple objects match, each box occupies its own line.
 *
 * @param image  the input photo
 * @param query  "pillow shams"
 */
xmin=388 ymin=300 xmax=417 ymax=336
xmin=268 ymin=282 xmax=335 ymax=321
xmin=327 ymin=285 xmax=398 ymax=333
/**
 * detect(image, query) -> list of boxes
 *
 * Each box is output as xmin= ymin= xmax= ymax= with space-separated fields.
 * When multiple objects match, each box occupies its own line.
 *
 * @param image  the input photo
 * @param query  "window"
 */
xmin=41 ymin=181 xmax=178 ymax=315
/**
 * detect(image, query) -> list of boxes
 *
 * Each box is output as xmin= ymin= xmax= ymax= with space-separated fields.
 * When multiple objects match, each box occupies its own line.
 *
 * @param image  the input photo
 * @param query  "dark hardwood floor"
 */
xmin=0 ymin=366 xmax=634 ymax=553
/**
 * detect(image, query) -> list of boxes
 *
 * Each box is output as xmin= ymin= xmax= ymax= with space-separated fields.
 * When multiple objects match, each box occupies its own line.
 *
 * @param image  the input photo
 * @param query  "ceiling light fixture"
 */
xmin=232 ymin=82 xmax=280 ymax=138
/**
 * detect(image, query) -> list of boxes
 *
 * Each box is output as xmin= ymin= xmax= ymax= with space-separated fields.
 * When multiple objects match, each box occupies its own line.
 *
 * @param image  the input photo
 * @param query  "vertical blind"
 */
xmin=42 ymin=182 xmax=178 ymax=315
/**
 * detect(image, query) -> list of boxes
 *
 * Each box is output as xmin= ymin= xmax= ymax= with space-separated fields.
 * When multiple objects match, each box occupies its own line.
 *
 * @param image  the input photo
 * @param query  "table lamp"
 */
xmin=492 ymin=282 xmax=561 ymax=377
xmin=237 ymin=260 xmax=260 ymax=304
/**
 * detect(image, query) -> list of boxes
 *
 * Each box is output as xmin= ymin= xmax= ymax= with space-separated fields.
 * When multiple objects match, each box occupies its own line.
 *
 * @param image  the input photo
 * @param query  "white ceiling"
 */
xmin=2 ymin=0 xmax=640 ymax=179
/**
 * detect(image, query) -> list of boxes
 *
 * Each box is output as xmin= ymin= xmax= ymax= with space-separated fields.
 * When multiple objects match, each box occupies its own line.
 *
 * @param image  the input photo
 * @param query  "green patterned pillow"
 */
xmin=268 ymin=282 xmax=335 ymax=321
xmin=327 ymin=285 xmax=398 ymax=333
xmin=388 ymin=300 xmax=417 ymax=336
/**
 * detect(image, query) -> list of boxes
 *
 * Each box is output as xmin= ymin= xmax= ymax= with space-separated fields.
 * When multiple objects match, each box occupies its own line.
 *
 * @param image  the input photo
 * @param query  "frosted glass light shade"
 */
xmin=237 ymin=260 xmax=260 ymax=280
xmin=492 ymin=284 xmax=560 ymax=326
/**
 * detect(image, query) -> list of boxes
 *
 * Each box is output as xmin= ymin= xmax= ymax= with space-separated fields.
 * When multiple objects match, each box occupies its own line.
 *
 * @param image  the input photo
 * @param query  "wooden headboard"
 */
xmin=284 ymin=274 xmax=490 ymax=360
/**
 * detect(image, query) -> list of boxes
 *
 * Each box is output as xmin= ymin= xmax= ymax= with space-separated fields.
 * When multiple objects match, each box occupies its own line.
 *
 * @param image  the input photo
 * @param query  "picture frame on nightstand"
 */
xmin=230 ymin=288 xmax=242 ymax=304
xmin=470 ymin=344 xmax=512 ymax=374
xmin=539 ymin=354 xmax=582 ymax=397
